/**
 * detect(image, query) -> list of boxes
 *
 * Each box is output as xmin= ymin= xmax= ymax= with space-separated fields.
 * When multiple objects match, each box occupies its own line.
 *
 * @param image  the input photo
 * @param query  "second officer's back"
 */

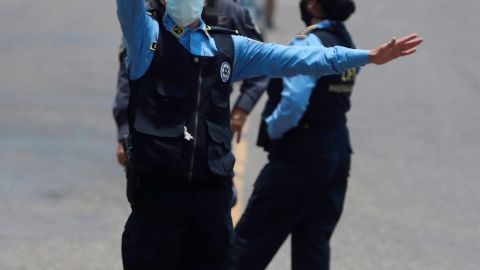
xmin=234 ymin=1 xmax=360 ymax=269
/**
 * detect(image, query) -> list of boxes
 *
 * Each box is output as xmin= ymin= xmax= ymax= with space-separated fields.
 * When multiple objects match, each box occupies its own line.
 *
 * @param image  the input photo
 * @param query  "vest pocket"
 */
xmin=133 ymin=110 xmax=185 ymax=137
xmin=156 ymin=82 xmax=189 ymax=98
xmin=210 ymin=87 xmax=229 ymax=109
xmin=133 ymin=111 xmax=185 ymax=168
xmin=205 ymin=120 xmax=235 ymax=176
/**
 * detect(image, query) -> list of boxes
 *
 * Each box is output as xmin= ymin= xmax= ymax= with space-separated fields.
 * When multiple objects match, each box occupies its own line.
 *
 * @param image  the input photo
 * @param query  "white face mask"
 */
xmin=166 ymin=0 xmax=204 ymax=27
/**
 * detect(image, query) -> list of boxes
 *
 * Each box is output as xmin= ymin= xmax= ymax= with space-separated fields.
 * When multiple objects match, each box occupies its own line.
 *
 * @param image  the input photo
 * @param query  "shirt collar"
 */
xmin=314 ymin=20 xmax=341 ymax=29
xmin=163 ymin=13 xmax=210 ymax=39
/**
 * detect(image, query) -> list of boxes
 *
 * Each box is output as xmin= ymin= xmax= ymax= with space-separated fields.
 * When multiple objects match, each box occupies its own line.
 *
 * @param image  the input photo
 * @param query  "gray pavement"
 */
xmin=1 ymin=0 xmax=479 ymax=269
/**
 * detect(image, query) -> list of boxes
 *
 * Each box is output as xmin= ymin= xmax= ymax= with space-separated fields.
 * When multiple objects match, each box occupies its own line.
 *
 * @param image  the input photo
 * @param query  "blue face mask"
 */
xmin=166 ymin=0 xmax=204 ymax=27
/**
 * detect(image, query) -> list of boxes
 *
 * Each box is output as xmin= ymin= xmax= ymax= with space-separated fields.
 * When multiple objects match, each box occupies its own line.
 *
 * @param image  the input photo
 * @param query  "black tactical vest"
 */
xmin=257 ymin=24 xmax=357 ymax=151
xmin=128 ymin=20 xmax=237 ymax=182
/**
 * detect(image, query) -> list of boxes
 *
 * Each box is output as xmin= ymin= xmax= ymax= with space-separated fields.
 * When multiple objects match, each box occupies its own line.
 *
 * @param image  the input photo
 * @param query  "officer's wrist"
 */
xmin=232 ymin=107 xmax=248 ymax=118
xmin=233 ymin=98 xmax=254 ymax=114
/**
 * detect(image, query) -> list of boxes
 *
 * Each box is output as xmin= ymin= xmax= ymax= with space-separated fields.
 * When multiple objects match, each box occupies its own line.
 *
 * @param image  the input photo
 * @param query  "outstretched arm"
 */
xmin=252 ymin=34 xmax=423 ymax=140
xmin=231 ymin=34 xmax=423 ymax=82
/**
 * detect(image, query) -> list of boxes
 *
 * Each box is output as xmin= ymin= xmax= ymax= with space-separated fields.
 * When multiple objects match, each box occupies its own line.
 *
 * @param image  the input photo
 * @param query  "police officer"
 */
xmin=116 ymin=0 xmax=422 ymax=268
xmin=231 ymin=1 xmax=421 ymax=269
xmin=113 ymin=0 xmax=269 ymax=208
xmin=113 ymin=0 xmax=268 ymax=167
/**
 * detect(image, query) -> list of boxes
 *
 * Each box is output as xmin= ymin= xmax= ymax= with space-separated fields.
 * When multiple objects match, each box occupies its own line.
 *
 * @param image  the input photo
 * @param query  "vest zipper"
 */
xmin=188 ymin=67 xmax=202 ymax=182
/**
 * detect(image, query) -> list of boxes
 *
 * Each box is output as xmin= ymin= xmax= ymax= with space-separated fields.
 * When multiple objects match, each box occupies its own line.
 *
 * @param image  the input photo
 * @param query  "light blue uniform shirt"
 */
xmin=116 ymin=0 xmax=370 ymax=94
xmin=266 ymin=21 xmax=356 ymax=139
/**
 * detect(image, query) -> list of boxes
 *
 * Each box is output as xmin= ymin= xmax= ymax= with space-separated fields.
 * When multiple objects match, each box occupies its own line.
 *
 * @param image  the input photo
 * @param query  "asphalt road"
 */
xmin=1 ymin=0 xmax=479 ymax=269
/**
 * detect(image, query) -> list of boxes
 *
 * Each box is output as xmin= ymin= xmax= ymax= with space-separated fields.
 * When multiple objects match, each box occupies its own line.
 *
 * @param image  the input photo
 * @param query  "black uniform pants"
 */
xmin=121 ymin=175 xmax=233 ymax=270
xmin=232 ymin=129 xmax=351 ymax=270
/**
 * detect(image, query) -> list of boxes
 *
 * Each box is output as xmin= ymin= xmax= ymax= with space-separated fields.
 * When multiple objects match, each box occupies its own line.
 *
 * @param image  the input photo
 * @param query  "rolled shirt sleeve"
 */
xmin=113 ymin=58 xmax=131 ymax=140
xmin=265 ymin=74 xmax=317 ymax=139
xmin=234 ymin=75 xmax=270 ymax=113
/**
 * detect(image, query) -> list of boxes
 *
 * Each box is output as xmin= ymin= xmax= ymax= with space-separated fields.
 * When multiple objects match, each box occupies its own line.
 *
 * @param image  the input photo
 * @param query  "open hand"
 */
xmin=369 ymin=34 xmax=423 ymax=65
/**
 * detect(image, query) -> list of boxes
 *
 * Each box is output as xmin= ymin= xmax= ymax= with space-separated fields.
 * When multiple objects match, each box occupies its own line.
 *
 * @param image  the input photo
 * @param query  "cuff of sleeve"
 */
xmin=351 ymin=49 xmax=370 ymax=66
xmin=233 ymin=95 xmax=255 ymax=114
xmin=265 ymin=116 xmax=282 ymax=140
xmin=117 ymin=123 xmax=130 ymax=141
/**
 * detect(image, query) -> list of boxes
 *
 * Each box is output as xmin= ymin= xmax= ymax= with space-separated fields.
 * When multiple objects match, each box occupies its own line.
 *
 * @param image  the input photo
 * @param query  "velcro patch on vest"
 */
xmin=329 ymin=85 xmax=353 ymax=93
xmin=220 ymin=62 xmax=231 ymax=82
xmin=341 ymin=68 xmax=357 ymax=82
xmin=150 ymin=41 xmax=158 ymax=51
xmin=171 ymin=25 xmax=184 ymax=38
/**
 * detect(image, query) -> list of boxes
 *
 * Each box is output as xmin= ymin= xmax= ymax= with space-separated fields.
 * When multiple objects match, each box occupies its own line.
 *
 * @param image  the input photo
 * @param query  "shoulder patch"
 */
xmin=149 ymin=41 xmax=158 ymax=51
xmin=297 ymin=25 xmax=320 ymax=37
xmin=171 ymin=25 xmax=185 ymax=38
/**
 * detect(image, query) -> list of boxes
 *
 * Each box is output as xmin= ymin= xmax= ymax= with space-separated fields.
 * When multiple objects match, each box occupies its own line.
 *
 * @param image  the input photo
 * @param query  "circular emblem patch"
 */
xmin=220 ymin=62 xmax=231 ymax=83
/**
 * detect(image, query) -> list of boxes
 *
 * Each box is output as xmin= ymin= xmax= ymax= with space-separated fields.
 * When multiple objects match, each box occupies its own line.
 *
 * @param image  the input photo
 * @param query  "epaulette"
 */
xmin=295 ymin=25 xmax=320 ymax=39
xmin=206 ymin=25 xmax=240 ymax=36
xmin=146 ymin=8 xmax=164 ymax=21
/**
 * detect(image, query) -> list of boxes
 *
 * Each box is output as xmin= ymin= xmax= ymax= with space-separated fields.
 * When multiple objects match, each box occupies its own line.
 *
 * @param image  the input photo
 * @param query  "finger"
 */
xmin=117 ymin=154 xmax=125 ymax=166
xmin=387 ymin=37 xmax=396 ymax=49
xmin=402 ymin=37 xmax=424 ymax=49
xmin=402 ymin=37 xmax=423 ymax=46
xmin=396 ymin=34 xmax=419 ymax=43
xmin=399 ymin=40 xmax=422 ymax=53
xmin=400 ymin=48 xmax=417 ymax=56
xmin=236 ymin=129 xmax=242 ymax=144
xmin=230 ymin=123 xmax=238 ymax=137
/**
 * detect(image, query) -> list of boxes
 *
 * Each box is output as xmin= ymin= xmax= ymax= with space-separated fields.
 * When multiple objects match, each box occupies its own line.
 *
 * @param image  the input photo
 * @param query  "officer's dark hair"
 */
xmin=299 ymin=0 xmax=355 ymax=26
xmin=320 ymin=0 xmax=355 ymax=21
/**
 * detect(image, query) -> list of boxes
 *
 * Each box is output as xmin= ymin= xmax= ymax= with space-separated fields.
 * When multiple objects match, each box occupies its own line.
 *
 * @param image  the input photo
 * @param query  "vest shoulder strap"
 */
xmin=207 ymin=25 xmax=240 ymax=36
xmin=144 ymin=20 xmax=167 ymax=76
xmin=310 ymin=29 xmax=339 ymax=48
xmin=210 ymin=28 xmax=236 ymax=61
xmin=146 ymin=0 xmax=165 ymax=22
